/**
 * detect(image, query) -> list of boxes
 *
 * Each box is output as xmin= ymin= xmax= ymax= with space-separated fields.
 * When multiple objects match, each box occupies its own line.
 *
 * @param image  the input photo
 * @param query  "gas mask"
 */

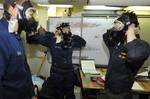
xmin=61 ymin=32 xmax=72 ymax=49
xmin=107 ymin=12 xmax=139 ymax=43
xmin=106 ymin=28 xmax=125 ymax=45
xmin=113 ymin=12 xmax=139 ymax=33
xmin=60 ymin=23 xmax=72 ymax=49
xmin=18 ymin=1 xmax=38 ymax=43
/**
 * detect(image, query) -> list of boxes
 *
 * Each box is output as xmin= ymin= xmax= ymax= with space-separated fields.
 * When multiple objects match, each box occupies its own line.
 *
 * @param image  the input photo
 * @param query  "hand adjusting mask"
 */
xmin=107 ymin=12 xmax=139 ymax=44
xmin=60 ymin=22 xmax=72 ymax=49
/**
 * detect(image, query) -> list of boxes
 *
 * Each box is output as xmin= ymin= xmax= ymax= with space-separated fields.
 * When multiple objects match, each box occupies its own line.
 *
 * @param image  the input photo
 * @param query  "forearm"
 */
xmin=103 ymin=32 xmax=118 ymax=54
xmin=79 ymin=38 xmax=86 ymax=47
xmin=103 ymin=29 xmax=121 ymax=47
xmin=73 ymin=35 xmax=86 ymax=48
xmin=28 ymin=34 xmax=40 ymax=44
xmin=29 ymin=32 xmax=53 ymax=47
xmin=103 ymin=32 xmax=110 ymax=47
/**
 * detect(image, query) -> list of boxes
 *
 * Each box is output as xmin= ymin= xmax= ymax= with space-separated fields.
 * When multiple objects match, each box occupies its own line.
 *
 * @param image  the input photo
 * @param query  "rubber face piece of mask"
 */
xmin=25 ymin=7 xmax=38 ymax=21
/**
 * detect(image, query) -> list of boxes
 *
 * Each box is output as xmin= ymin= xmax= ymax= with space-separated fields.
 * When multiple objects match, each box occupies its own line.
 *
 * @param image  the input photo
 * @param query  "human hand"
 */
xmin=37 ymin=26 xmax=46 ymax=34
xmin=96 ymin=77 xmax=105 ymax=87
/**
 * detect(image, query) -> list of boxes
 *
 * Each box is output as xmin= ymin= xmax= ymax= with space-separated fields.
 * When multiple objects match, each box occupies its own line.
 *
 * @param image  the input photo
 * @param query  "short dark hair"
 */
xmin=60 ymin=22 xmax=70 ymax=28
xmin=56 ymin=26 xmax=61 ymax=30
xmin=117 ymin=11 xmax=139 ymax=27
xmin=3 ymin=0 xmax=16 ymax=11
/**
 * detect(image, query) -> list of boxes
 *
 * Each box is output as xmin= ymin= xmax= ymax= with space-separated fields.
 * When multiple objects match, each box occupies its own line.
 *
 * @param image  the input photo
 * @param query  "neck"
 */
xmin=126 ymin=30 xmax=137 ymax=43
xmin=55 ymin=35 xmax=62 ymax=43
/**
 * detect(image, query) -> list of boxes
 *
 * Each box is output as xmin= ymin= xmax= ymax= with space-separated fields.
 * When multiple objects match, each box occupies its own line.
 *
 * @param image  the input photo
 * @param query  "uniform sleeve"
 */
xmin=72 ymin=35 xmax=86 ymax=48
xmin=0 ymin=36 xmax=10 ymax=98
xmin=125 ymin=39 xmax=150 ymax=66
xmin=29 ymin=32 xmax=54 ymax=47
xmin=103 ymin=32 xmax=113 ymax=48
xmin=103 ymin=31 xmax=118 ymax=54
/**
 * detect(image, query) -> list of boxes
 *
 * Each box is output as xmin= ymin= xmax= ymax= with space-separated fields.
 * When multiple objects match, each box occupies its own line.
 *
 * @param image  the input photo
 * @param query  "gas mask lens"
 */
xmin=113 ymin=20 xmax=124 ymax=31
xmin=25 ymin=7 xmax=38 ymax=20
xmin=25 ymin=7 xmax=39 ymax=34
xmin=25 ymin=7 xmax=38 ymax=21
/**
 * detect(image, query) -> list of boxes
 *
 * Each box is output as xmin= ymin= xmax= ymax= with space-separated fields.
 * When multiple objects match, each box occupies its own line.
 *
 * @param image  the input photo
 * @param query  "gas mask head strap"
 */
xmin=20 ymin=1 xmax=33 ymax=19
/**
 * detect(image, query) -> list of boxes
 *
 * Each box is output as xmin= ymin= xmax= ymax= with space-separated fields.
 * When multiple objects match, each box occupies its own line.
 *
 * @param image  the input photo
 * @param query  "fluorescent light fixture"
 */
xmin=38 ymin=4 xmax=73 ymax=8
xmin=54 ymin=4 xmax=73 ymax=8
xmin=84 ymin=5 xmax=122 ymax=10
xmin=0 ymin=4 xmax=3 ymax=9
xmin=48 ymin=6 xmax=56 ymax=16
xmin=125 ymin=6 xmax=150 ymax=11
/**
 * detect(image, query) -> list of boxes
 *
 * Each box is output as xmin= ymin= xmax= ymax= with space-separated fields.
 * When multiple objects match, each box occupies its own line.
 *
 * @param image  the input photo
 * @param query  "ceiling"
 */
xmin=31 ymin=0 xmax=150 ymax=6
xmin=30 ymin=0 xmax=49 ymax=4
xmin=89 ymin=0 xmax=150 ymax=6
xmin=30 ymin=0 xmax=88 ymax=5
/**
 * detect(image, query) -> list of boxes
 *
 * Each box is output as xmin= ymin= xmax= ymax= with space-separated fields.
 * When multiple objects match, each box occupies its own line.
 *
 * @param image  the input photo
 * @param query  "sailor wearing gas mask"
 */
xmin=102 ymin=12 xmax=150 ymax=99
xmin=29 ymin=23 xmax=86 ymax=99
xmin=0 ymin=0 xmax=34 ymax=99
xmin=17 ymin=0 xmax=38 ymax=43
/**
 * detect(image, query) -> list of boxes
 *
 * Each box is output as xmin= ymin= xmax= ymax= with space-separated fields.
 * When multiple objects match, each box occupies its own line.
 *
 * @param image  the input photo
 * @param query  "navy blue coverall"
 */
xmin=0 ymin=17 xmax=34 ymax=99
xmin=103 ymin=31 xmax=150 ymax=99
xmin=30 ymin=32 xmax=86 ymax=99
